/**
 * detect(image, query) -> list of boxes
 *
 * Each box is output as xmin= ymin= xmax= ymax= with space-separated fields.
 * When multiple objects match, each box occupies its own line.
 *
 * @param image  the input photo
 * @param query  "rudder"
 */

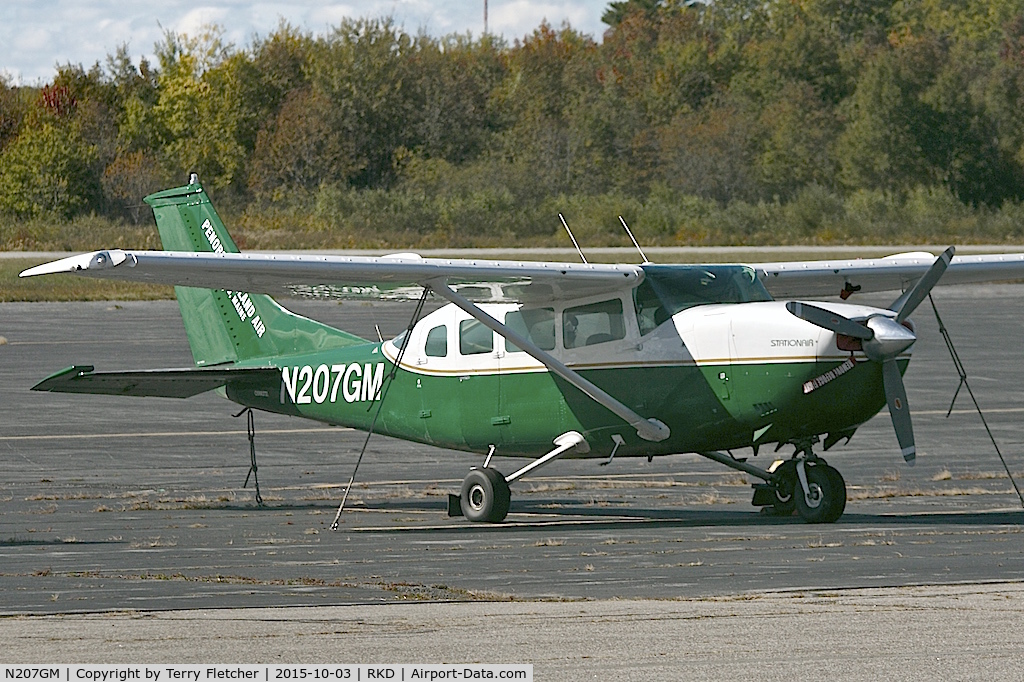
xmin=145 ymin=178 xmax=366 ymax=366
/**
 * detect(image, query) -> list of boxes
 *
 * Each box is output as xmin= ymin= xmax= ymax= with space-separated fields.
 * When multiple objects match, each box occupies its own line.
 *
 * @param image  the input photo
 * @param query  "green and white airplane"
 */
xmin=21 ymin=178 xmax=1024 ymax=524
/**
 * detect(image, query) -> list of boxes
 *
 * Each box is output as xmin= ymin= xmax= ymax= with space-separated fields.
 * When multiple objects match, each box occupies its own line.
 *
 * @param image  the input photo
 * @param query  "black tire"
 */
xmin=771 ymin=462 xmax=797 ymax=515
xmin=794 ymin=462 xmax=844 ymax=524
xmin=460 ymin=468 xmax=511 ymax=523
xmin=820 ymin=464 xmax=847 ymax=523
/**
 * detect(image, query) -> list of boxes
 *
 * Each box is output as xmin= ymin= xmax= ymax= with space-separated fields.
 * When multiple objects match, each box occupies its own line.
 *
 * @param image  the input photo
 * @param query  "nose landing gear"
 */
xmin=792 ymin=459 xmax=846 ymax=523
xmin=751 ymin=443 xmax=847 ymax=523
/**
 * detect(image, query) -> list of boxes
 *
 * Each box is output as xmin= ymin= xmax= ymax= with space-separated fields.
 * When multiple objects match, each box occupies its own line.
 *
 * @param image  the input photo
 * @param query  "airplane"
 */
xmin=19 ymin=176 xmax=1024 ymax=524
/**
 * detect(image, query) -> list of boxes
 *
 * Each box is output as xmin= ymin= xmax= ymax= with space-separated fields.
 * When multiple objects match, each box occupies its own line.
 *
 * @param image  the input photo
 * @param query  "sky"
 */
xmin=1 ymin=1 xmax=614 ymax=84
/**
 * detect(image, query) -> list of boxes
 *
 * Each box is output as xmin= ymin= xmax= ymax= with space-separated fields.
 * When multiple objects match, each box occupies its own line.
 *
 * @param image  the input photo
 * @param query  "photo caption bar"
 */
xmin=1 ymin=666 xmax=532 ymax=682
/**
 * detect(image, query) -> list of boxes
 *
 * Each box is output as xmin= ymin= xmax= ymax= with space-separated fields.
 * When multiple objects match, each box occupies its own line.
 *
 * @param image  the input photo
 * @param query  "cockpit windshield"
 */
xmin=634 ymin=265 xmax=773 ymax=335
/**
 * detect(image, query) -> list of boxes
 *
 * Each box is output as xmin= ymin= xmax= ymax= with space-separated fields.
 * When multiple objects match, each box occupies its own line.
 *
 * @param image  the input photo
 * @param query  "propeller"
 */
xmin=785 ymin=301 xmax=874 ymax=340
xmin=890 ymin=246 xmax=955 ymax=323
xmin=786 ymin=248 xmax=955 ymax=465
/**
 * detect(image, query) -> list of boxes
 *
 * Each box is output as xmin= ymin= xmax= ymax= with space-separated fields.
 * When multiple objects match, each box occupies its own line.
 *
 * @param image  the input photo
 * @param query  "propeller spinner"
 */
xmin=786 ymin=247 xmax=955 ymax=465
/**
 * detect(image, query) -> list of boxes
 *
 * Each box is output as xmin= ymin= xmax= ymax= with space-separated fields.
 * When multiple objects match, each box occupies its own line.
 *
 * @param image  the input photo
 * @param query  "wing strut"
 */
xmin=429 ymin=280 xmax=670 ymax=443
xmin=331 ymin=286 xmax=432 ymax=530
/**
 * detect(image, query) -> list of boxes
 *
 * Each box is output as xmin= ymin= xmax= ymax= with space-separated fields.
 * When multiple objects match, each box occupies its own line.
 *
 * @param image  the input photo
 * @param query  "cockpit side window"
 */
xmin=563 ymin=299 xmax=625 ymax=349
xmin=425 ymin=324 xmax=447 ymax=357
xmin=633 ymin=280 xmax=668 ymax=336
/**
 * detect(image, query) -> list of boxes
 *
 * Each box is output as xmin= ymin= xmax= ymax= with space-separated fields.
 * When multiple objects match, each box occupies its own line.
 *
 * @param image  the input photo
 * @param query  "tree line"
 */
xmin=5 ymin=0 xmax=1024 ymax=250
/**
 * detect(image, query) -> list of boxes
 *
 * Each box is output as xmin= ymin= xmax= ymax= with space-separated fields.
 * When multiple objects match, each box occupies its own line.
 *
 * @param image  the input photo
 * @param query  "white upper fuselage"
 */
xmin=383 ymin=298 xmax=906 ymax=375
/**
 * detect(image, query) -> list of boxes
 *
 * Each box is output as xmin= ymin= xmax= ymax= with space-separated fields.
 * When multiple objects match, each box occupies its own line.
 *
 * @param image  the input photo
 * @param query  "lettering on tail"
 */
xmin=201 ymin=218 xmax=264 ymax=338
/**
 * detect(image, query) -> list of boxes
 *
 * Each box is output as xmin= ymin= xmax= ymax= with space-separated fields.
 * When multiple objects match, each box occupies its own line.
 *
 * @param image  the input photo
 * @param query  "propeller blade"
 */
xmin=892 ymin=246 xmax=955 ymax=323
xmin=882 ymin=358 xmax=916 ymax=465
xmin=786 ymin=301 xmax=874 ymax=340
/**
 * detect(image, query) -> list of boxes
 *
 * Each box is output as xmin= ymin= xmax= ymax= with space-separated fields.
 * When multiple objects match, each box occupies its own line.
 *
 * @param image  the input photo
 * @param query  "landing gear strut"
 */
xmin=451 ymin=431 xmax=589 ymax=523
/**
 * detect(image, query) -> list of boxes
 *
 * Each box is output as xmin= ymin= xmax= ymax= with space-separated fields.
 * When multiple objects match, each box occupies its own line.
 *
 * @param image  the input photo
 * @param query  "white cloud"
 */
xmin=491 ymin=1 xmax=607 ymax=39
xmin=174 ymin=7 xmax=233 ymax=37
xmin=0 ymin=0 xmax=610 ymax=84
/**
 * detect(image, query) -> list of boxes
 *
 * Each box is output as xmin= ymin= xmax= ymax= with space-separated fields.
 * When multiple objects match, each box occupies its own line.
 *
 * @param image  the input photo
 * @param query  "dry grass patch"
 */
xmin=849 ymin=485 xmax=1004 ymax=500
xmin=534 ymin=538 xmax=565 ymax=547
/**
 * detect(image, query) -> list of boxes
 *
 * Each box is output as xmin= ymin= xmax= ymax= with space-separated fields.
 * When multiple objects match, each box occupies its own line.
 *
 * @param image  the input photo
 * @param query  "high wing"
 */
xmin=20 ymin=249 xmax=643 ymax=304
xmin=32 ymin=365 xmax=281 ymax=398
xmin=757 ymin=251 xmax=1024 ymax=299
xmin=21 ymin=250 xmax=666 ymax=442
xmin=22 ymin=247 xmax=1024 ymax=305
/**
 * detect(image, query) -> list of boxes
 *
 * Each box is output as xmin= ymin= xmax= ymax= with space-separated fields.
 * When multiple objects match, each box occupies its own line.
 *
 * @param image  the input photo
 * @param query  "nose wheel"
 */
xmin=794 ymin=460 xmax=846 ymax=523
xmin=752 ymin=455 xmax=847 ymax=522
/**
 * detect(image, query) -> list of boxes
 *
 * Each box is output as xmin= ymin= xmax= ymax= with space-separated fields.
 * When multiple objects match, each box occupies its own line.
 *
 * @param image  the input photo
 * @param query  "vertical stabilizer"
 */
xmin=144 ymin=179 xmax=366 ymax=366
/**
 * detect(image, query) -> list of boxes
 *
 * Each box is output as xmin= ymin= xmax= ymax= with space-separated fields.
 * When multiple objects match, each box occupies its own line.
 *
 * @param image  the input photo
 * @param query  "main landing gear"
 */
xmin=451 ymin=432 xmax=590 ymax=523
xmin=459 ymin=468 xmax=511 ymax=523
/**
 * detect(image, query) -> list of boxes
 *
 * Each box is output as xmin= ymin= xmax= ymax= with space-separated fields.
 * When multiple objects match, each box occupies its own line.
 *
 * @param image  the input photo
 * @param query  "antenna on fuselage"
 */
xmin=559 ymin=213 xmax=588 ymax=264
xmin=619 ymin=216 xmax=650 ymax=264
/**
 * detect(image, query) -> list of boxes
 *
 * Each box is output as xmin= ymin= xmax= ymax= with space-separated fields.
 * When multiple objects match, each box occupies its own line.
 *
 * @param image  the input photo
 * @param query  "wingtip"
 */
xmin=20 ymin=252 xmax=97 ymax=278
xmin=19 ymin=250 xmax=129 ymax=278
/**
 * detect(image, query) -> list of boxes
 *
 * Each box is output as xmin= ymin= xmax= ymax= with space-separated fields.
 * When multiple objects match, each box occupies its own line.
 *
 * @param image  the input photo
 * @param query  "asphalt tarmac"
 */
xmin=2 ymin=286 xmax=1024 ymax=676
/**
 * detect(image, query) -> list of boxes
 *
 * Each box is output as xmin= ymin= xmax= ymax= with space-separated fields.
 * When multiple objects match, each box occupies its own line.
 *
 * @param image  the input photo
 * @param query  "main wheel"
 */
xmin=794 ymin=462 xmax=846 ymax=523
xmin=460 ymin=468 xmax=511 ymax=523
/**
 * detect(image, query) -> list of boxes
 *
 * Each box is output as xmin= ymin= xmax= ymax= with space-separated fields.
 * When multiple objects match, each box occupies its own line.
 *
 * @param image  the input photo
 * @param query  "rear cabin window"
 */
xmin=460 ymin=319 xmax=493 ymax=355
xmin=505 ymin=307 xmax=556 ymax=352
xmin=425 ymin=325 xmax=447 ymax=357
xmin=563 ymin=299 xmax=625 ymax=349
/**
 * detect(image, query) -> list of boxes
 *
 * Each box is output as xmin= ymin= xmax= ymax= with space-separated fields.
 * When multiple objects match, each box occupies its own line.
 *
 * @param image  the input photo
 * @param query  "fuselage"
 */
xmin=226 ymin=292 xmax=908 ymax=461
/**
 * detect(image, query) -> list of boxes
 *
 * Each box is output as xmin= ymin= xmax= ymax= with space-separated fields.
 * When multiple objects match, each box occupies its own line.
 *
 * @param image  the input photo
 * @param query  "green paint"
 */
xmin=223 ymin=339 xmax=893 ymax=460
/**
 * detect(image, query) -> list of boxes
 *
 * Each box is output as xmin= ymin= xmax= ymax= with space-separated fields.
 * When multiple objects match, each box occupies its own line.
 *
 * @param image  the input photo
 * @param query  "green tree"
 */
xmin=491 ymin=23 xmax=601 ymax=196
xmin=248 ymin=88 xmax=356 ymax=199
xmin=151 ymin=26 xmax=253 ymax=189
xmin=602 ymin=0 xmax=664 ymax=28
xmin=411 ymin=34 xmax=506 ymax=165
xmin=835 ymin=37 xmax=946 ymax=193
xmin=307 ymin=18 xmax=422 ymax=189
xmin=105 ymin=44 xmax=161 ymax=152
xmin=656 ymin=96 xmax=765 ymax=203
xmin=756 ymin=81 xmax=840 ymax=198
xmin=0 ymin=119 xmax=99 ymax=218
xmin=0 ymin=77 xmax=26 ymax=152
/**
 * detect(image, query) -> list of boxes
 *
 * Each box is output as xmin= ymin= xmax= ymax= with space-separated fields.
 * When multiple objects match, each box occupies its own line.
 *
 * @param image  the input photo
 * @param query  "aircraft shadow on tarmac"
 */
xmin=328 ymin=497 xmax=1024 ymax=532
xmin=0 ymin=537 xmax=120 ymax=547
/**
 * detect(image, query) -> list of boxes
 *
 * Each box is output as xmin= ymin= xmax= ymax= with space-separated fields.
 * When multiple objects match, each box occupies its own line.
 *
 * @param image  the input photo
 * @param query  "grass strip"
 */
xmin=0 ymin=258 xmax=174 ymax=302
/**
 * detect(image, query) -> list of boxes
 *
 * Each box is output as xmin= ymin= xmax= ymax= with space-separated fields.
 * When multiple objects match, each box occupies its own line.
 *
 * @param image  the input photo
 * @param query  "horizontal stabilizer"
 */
xmin=32 ymin=365 xmax=280 ymax=399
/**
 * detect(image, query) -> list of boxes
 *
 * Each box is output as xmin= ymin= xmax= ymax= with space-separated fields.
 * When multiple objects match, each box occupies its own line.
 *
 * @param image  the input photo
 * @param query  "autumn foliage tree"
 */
xmin=6 ymin=1 xmax=1024 ymax=247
